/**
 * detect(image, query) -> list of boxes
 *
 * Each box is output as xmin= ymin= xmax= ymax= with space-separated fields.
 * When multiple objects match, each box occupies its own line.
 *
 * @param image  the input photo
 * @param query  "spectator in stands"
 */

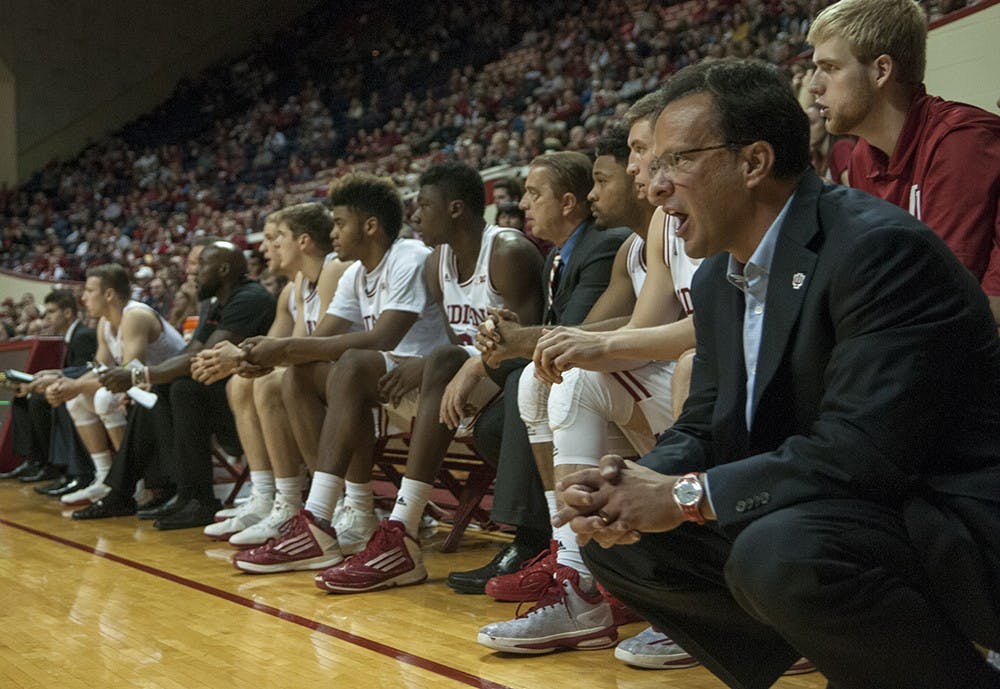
xmin=144 ymin=277 xmax=173 ymax=318
xmin=3 ymin=290 xmax=97 ymax=491
xmin=808 ymin=0 xmax=1000 ymax=324
xmin=496 ymin=202 xmax=526 ymax=231
xmin=556 ymin=57 xmax=1000 ymax=689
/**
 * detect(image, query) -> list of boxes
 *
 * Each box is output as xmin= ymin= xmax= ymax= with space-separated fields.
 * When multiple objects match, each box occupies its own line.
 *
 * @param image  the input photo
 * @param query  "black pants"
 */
xmin=105 ymin=385 xmax=175 ymax=497
xmin=11 ymin=394 xmax=49 ymax=465
xmin=584 ymin=499 xmax=1000 ymax=689
xmin=12 ymin=394 xmax=92 ymax=478
xmin=474 ymin=363 xmax=548 ymax=529
xmin=170 ymin=376 xmax=240 ymax=503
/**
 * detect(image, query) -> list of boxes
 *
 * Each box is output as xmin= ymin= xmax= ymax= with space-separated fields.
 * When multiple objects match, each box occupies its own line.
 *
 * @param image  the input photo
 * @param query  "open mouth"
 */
xmin=666 ymin=211 xmax=690 ymax=237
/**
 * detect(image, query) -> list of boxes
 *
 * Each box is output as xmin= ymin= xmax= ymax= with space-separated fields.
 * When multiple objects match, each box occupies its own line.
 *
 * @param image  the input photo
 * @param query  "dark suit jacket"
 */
xmin=543 ymin=220 xmax=631 ymax=326
xmin=643 ymin=172 xmax=1000 ymax=646
xmin=64 ymin=322 xmax=97 ymax=369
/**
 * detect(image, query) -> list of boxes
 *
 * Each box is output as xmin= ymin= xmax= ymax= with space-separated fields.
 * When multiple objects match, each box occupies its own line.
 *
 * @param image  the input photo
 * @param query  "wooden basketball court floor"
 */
xmin=0 ymin=481 xmax=827 ymax=689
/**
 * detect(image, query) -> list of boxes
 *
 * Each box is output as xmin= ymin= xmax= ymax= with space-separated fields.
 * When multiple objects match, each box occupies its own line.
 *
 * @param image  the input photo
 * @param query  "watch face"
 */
xmin=674 ymin=478 xmax=702 ymax=505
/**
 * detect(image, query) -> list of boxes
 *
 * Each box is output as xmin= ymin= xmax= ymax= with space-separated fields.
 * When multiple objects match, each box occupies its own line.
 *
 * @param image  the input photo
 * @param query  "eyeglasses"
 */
xmin=648 ymin=142 xmax=747 ymax=177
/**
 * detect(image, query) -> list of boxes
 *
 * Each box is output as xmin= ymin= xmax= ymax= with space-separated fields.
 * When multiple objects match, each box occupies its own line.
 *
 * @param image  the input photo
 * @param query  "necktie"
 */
xmin=548 ymin=250 xmax=563 ymax=310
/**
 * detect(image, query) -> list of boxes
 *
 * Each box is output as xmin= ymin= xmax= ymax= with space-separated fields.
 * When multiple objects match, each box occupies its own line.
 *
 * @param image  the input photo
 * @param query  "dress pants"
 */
xmin=169 ymin=376 xmax=240 ymax=503
xmin=584 ymin=499 xmax=1000 ymax=689
xmin=474 ymin=362 xmax=548 ymax=530
xmin=11 ymin=394 xmax=49 ymax=465
xmin=105 ymin=385 xmax=175 ymax=497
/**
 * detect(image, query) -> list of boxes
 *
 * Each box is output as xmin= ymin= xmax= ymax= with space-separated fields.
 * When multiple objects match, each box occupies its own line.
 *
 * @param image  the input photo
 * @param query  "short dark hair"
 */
xmin=86 ymin=264 xmax=130 ymax=301
xmin=328 ymin=173 xmax=404 ymax=241
xmin=595 ymin=122 xmax=631 ymax=167
xmin=492 ymin=177 xmax=523 ymax=202
xmin=419 ymin=162 xmax=486 ymax=218
xmin=659 ymin=58 xmax=810 ymax=180
xmin=44 ymin=289 xmax=78 ymax=316
xmin=496 ymin=201 xmax=525 ymax=225
xmin=273 ymin=202 xmax=334 ymax=253
xmin=530 ymin=151 xmax=594 ymax=211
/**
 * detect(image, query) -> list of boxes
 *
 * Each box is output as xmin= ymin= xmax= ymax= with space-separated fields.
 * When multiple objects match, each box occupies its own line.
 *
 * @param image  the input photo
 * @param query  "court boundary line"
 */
xmin=0 ymin=516 xmax=513 ymax=689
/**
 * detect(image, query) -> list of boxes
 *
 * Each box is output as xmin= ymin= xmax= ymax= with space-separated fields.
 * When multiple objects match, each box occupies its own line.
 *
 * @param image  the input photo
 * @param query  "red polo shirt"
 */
xmin=850 ymin=87 xmax=1000 ymax=294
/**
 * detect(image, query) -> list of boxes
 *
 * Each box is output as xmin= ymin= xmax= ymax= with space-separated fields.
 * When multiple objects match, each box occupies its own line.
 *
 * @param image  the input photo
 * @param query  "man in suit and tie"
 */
xmin=3 ymin=290 xmax=97 ymax=493
xmin=555 ymin=58 xmax=1000 ymax=688
xmin=445 ymin=151 xmax=630 ymax=593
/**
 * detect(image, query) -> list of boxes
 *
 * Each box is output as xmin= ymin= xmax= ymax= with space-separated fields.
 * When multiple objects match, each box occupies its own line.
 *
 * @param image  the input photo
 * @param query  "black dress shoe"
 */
xmin=46 ymin=476 xmax=89 ymax=497
xmin=19 ymin=464 xmax=62 ymax=483
xmin=0 ymin=461 xmax=40 ymax=480
xmin=137 ymin=494 xmax=181 ymax=520
xmin=154 ymin=497 xmax=222 ymax=531
xmin=35 ymin=475 xmax=70 ymax=495
xmin=72 ymin=497 xmax=137 ymax=520
xmin=446 ymin=541 xmax=547 ymax=594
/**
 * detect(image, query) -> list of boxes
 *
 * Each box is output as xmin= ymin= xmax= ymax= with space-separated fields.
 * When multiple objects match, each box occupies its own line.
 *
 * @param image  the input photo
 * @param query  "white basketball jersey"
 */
xmin=288 ymin=253 xmax=338 ymax=335
xmin=664 ymin=214 xmax=701 ymax=316
xmin=326 ymin=238 xmax=449 ymax=358
xmin=104 ymin=300 xmax=186 ymax=365
xmin=439 ymin=224 xmax=513 ymax=348
xmin=626 ymin=234 xmax=648 ymax=298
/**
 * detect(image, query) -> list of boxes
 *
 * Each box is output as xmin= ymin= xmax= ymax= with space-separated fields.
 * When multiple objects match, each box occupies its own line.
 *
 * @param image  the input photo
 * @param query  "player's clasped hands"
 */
xmin=475 ymin=307 xmax=520 ymax=367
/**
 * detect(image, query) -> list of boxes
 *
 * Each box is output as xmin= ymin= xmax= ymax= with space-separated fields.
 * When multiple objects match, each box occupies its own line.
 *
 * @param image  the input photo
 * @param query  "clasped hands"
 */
xmin=192 ymin=340 xmax=272 ymax=385
xmin=554 ymin=455 xmax=690 ymax=548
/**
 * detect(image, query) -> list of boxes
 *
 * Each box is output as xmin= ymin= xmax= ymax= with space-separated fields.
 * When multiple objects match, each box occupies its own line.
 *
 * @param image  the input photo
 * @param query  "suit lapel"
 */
xmin=751 ymin=174 xmax=824 ymax=420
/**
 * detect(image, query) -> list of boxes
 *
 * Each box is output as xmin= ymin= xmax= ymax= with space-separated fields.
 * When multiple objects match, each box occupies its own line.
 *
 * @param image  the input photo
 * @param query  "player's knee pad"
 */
xmin=516 ymin=363 xmax=553 ymax=443
xmin=66 ymin=392 xmax=99 ymax=427
xmin=548 ymin=368 xmax=617 ymax=431
xmin=94 ymin=387 xmax=127 ymax=429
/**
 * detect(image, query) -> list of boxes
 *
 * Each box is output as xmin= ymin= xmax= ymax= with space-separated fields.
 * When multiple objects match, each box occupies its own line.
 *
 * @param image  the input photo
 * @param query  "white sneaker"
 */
xmin=61 ymin=480 xmax=111 ymax=506
xmin=614 ymin=626 xmax=698 ymax=669
xmin=477 ymin=566 xmax=618 ymax=654
xmin=204 ymin=491 xmax=273 ymax=540
xmin=332 ymin=494 xmax=347 ymax=528
xmin=228 ymin=493 xmax=299 ymax=547
xmin=419 ymin=514 xmax=439 ymax=540
xmin=333 ymin=505 xmax=378 ymax=554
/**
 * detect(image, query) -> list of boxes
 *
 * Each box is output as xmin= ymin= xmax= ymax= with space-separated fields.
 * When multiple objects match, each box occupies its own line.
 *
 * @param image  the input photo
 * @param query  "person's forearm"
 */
xmin=504 ymin=325 xmax=545 ymax=359
xmin=282 ymin=330 xmax=401 ymax=365
xmin=602 ymin=322 xmax=694 ymax=362
xmin=579 ymin=315 xmax=630 ymax=333
xmin=148 ymin=351 xmax=195 ymax=385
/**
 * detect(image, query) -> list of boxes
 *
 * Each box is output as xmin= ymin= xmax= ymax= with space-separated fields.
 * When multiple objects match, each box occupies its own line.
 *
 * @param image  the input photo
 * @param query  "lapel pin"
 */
xmin=792 ymin=273 xmax=806 ymax=290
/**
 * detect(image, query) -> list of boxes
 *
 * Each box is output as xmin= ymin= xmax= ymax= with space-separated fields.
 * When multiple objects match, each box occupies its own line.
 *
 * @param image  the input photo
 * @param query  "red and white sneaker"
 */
xmin=477 ymin=566 xmax=618 ymax=654
xmin=314 ymin=518 xmax=426 ymax=593
xmin=485 ymin=540 xmax=558 ymax=602
xmin=232 ymin=509 xmax=343 ymax=574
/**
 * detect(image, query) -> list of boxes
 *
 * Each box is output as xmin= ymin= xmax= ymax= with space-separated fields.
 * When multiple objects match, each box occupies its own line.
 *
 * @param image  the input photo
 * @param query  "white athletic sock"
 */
xmin=345 ymin=480 xmax=374 ymax=515
xmin=545 ymin=489 xmax=558 ymax=520
xmin=275 ymin=475 xmax=304 ymax=510
xmin=90 ymin=451 xmax=112 ymax=483
xmin=304 ymin=472 xmax=344 ymax=524
xmin=249 ymin=470 xmax=275 ymax=500
xmin=389 ymin=477 xmax=432 ymax=539
xmin=548 ymin=488 xmax=591 ymax=580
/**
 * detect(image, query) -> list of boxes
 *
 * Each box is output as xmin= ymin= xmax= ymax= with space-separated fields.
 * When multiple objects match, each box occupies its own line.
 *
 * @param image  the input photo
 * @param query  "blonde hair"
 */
xmin=808 ymin=0 xmax=927 ymax=85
